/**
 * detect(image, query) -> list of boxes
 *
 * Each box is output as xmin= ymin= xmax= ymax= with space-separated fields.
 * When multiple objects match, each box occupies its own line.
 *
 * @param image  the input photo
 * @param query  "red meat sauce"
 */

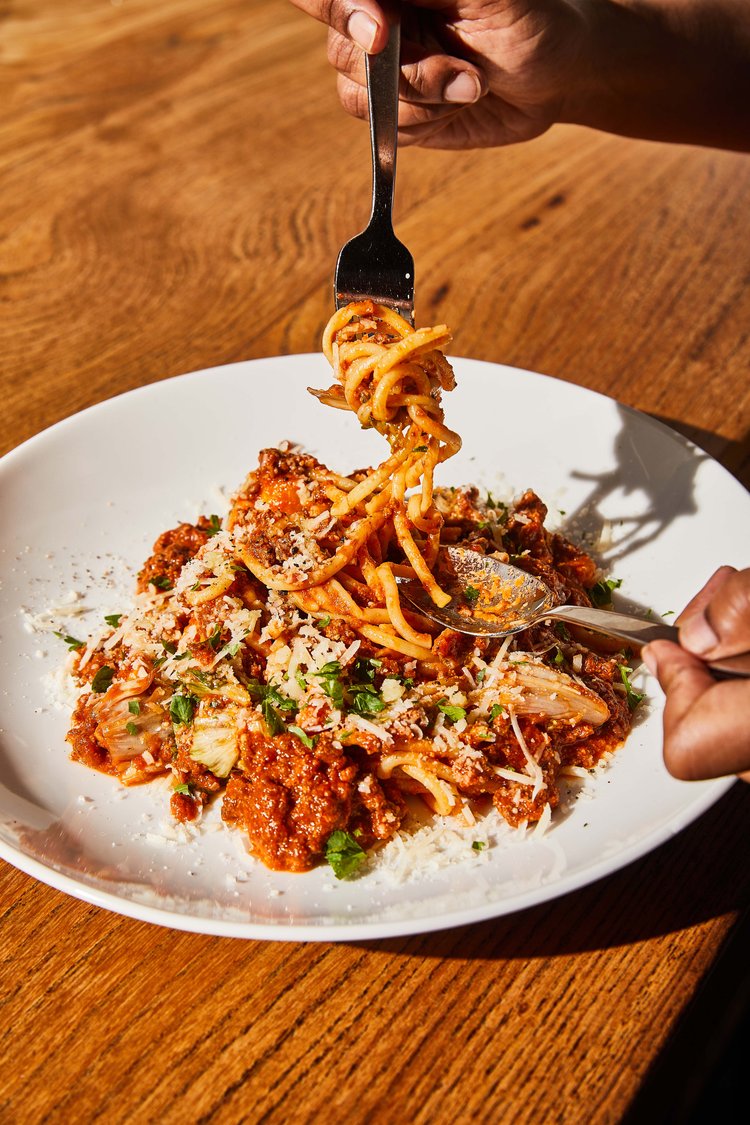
xmin=221 ymin=731 xmax=405 ymax=872
xmin=64 ymin=482 xmax=634 ymax=872
xmin=137 ymin=517 xmax=215 ymax=593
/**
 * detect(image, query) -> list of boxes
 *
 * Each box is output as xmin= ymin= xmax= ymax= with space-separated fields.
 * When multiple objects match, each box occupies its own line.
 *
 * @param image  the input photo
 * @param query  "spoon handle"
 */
xmin=546 ymin=605 xmax=750 ymax=678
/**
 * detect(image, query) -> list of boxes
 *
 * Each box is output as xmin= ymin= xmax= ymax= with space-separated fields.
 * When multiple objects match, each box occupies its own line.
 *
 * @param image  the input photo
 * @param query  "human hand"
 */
xmin=288 ymin=0 xmax=591 ymax=149
xmin=642 ymin=566 xmax=750 ymax=783
xmin=291 ymin=1 xmax=750 ymax=151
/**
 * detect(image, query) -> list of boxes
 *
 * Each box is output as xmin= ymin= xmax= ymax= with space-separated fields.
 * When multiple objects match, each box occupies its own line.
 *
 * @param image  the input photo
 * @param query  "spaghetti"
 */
xmin=64 ymin=305 xmax=638 ymax=874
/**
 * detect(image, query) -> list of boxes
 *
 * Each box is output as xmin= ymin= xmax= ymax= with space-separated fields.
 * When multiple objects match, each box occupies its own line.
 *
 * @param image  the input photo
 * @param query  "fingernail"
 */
xmin=348 ymin=11 xmax=379 ymax=52
xmin=680 ymin=614 xmax=719 ymax=655
xmin=444 ymin=72 xmax=481 ymax=104
xmin=642 ymin=646 xmax=658 ymax=675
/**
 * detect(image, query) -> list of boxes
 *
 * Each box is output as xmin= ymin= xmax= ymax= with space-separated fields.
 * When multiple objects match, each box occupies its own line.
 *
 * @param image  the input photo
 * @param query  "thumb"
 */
xmin=679 ymin=567 xmax=750 ymax=659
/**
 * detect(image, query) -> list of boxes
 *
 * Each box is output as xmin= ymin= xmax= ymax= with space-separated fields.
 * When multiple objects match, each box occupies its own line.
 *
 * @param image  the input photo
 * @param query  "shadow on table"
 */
xmin=357 ymin=783 xmax=750 ymax=960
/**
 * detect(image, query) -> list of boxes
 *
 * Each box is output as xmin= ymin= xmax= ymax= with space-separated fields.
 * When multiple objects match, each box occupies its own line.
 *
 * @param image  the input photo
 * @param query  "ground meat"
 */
xmin=67 ymin=694 xmax=116 ymax=775
xmin=551 ymin=533 xmax=598 ymax=589
xmin=138 ymin=519 xmax=213 ymax=593
xmin=221 ymin=730 xmax=359 ymax=871
xmin=493 ymin=744 xmax=561 ymax=827
xmin=561 ymin=676 xmax=632 ymax=768
xmin=504 ymin=490 xmax=553 ymax=562
xmin=350 ymin=771 xmax=406 ymax=847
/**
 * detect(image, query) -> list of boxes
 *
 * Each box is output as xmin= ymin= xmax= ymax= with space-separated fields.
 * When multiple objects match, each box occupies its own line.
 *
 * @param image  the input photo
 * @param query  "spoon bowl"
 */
xmin=397 ymin=547 xmax=750 ymax=678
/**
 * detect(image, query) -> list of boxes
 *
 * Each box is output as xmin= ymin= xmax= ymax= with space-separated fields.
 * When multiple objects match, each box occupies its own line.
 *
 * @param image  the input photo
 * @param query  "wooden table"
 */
xmin=2 ymin=2 xmax=749 ymax=1121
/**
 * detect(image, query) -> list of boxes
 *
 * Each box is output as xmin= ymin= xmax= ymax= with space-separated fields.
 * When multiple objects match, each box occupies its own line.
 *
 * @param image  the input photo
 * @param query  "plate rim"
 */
xmin=0 ymin=354 xmax=743 ymax=941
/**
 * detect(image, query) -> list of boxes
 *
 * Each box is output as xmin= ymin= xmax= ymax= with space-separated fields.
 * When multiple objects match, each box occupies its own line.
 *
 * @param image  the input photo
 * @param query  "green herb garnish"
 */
xmin=317 ymin=614 xmax=331 ymax=628
xmin=125 ymin=721 xmax=139 ymax=737
xmin=325 ymin=830 xmax=366 ymax=879
xmin=618 ymin=664 xmax=644 ymax=711
xmin=490 ymin=703 xmax=505 ymax=721
xmin=104 ymin=614 xmax=122 ymax=628
xmin=173 ymin=783 xmax=192 ymax=796
xmin=91 ymin=666 xmax=114 ymax=693
xmin=472 ymin=841 xmax=486 ymax=852
xmin=151 ymin=575 xmax=173 ymax=591
xmin=288 ymin=725 xmax=317 ymax=750
xmin=246 ymin=679 xmax=297 ymax=735
xmin=314 ymin=661 xmax=344 ymax=708
xmin=464 ymin=586 xmax=480 ymax=606
xmin=437 ymin=699 xmax=466 ymax=723
xmin=350 ymin=687 xmax=385 ymax=716
xmin=206 ymin=623 xmax=223 ymax=650
xmin=128 ymin=700 xmax=141 ymax=715
xmin=170 ymin=693 xmax=197 ymax=725
xmin=54 ymin=630 xmax=85 ymax=650
xmin=206 ymin=514 xmax=222 ymax=536
xmin=590 ymin=577 xmax=622 ymax=607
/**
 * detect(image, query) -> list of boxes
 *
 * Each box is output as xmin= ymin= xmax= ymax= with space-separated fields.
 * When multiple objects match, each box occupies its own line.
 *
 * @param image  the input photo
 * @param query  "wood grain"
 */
xmin=1 ymin=2 xmax=749 ymax=1122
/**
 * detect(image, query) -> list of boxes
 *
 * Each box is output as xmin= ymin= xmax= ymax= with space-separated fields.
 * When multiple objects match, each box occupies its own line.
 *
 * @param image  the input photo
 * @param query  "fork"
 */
xmin=334 ymin=16 xmax=414 ymax=323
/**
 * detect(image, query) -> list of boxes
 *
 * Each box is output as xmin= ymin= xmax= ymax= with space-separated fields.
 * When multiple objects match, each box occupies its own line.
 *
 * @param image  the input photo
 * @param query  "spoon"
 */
xmin=397 ymin=547 xmax=750 ymax=678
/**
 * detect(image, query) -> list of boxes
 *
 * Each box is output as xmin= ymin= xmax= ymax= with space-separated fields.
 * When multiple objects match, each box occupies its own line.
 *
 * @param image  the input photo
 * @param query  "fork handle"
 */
xmin=547 ymin=605 xmax=750 ymax=678
xmin=366 ymin=17 xmax=401 ymax=230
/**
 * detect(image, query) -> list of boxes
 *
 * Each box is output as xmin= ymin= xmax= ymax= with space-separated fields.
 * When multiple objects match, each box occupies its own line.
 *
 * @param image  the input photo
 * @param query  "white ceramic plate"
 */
xmin=0 ymin=356 xmax=743 ymax=941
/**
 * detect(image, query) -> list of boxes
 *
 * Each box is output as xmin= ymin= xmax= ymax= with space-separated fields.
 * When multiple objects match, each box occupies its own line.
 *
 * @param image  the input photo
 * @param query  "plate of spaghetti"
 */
xmin=0 ymin=304 xmax=744 ymax=940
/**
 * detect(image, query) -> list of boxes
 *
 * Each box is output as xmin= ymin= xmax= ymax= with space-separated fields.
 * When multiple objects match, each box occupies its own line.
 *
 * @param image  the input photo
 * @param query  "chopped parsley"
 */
xmin=618 ymin=664 xmax=644 ymax=711
xmin=590 ymin=577 xmax=623 ymax=607
xmin=325 ymin=830 xmax=366 ymax=879
xmin=490 ymin=703 xmax=505 ymax=721
xmin=170 ymin=692 xmax=197 ymax=725
xmin=206 ymin=623 xmax=223 ymax=651
xmin=317 ymin=614 xmax=331 ymax=628
xmin=288 ymin=725 xmax=317 ymax=750
xmin=150 ymin=575 xmax=173 ymax=591
xmin=553 ymin=647 xmax=564 ymax=667
xmin=54 ymin=631 xmax=85 ymax=650
xmin=350 ymin=687 xmax=385 ymax=716
xmin=246 ymin=679 xmax=297 ymax=735
xmin=128 ymin=700 xmax=141 ymax=715
xmin=413 ymin=445 xmax=428 ymax=453
xmin=206 ymin=514 xmax=222 ymax=536
xmin=463 ymin=586 xmax=480 ymax=606
xmin=173 ymin=783 xmax=193 ymax=796
xmin=295 ymin=669 xmax=308 ymax=691
xmin=91 ymin=666 xmax=114 ymax=693
xmin=472 ymin=840 xmax=486 ymax=852
xmin=485 ymin=492 xmax=506 ymax=511
xmin=437 ymin=698 xmax=466 ymax=723
xmin=125 ymin=721 xmax=139 ymax=737
xmin=354 ymin=657 xmax=382 ymax=678
xmin=314 ymin=661 xmax=344 ymax=708
xmin=104 ymin=614 xmax=122 ymax=628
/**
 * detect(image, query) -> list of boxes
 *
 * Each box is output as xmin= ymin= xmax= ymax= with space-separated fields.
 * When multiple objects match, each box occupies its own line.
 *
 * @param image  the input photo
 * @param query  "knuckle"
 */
xmin=327 ymin=28 xmax=359 ymax=74
xmin=320 ymin=0 xmax=351 ymax=35
xmin=337 ymin=73 xmax=368 ymax=119
xmin=708 ymin=568 xmax=750 ymax=643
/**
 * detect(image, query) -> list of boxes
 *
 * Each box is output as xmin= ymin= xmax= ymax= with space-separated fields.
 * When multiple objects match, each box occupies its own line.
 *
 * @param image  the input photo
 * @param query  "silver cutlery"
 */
xmin=334 ymin=16 xmax=414 ymax=322
xmin=398 ymin=548 xmax=750 ymax=677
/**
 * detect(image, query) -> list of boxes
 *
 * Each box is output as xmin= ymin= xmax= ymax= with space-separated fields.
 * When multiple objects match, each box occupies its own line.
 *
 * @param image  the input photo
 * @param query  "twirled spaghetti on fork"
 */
xmin=63 ymin=304 xmax=639 ymax=874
